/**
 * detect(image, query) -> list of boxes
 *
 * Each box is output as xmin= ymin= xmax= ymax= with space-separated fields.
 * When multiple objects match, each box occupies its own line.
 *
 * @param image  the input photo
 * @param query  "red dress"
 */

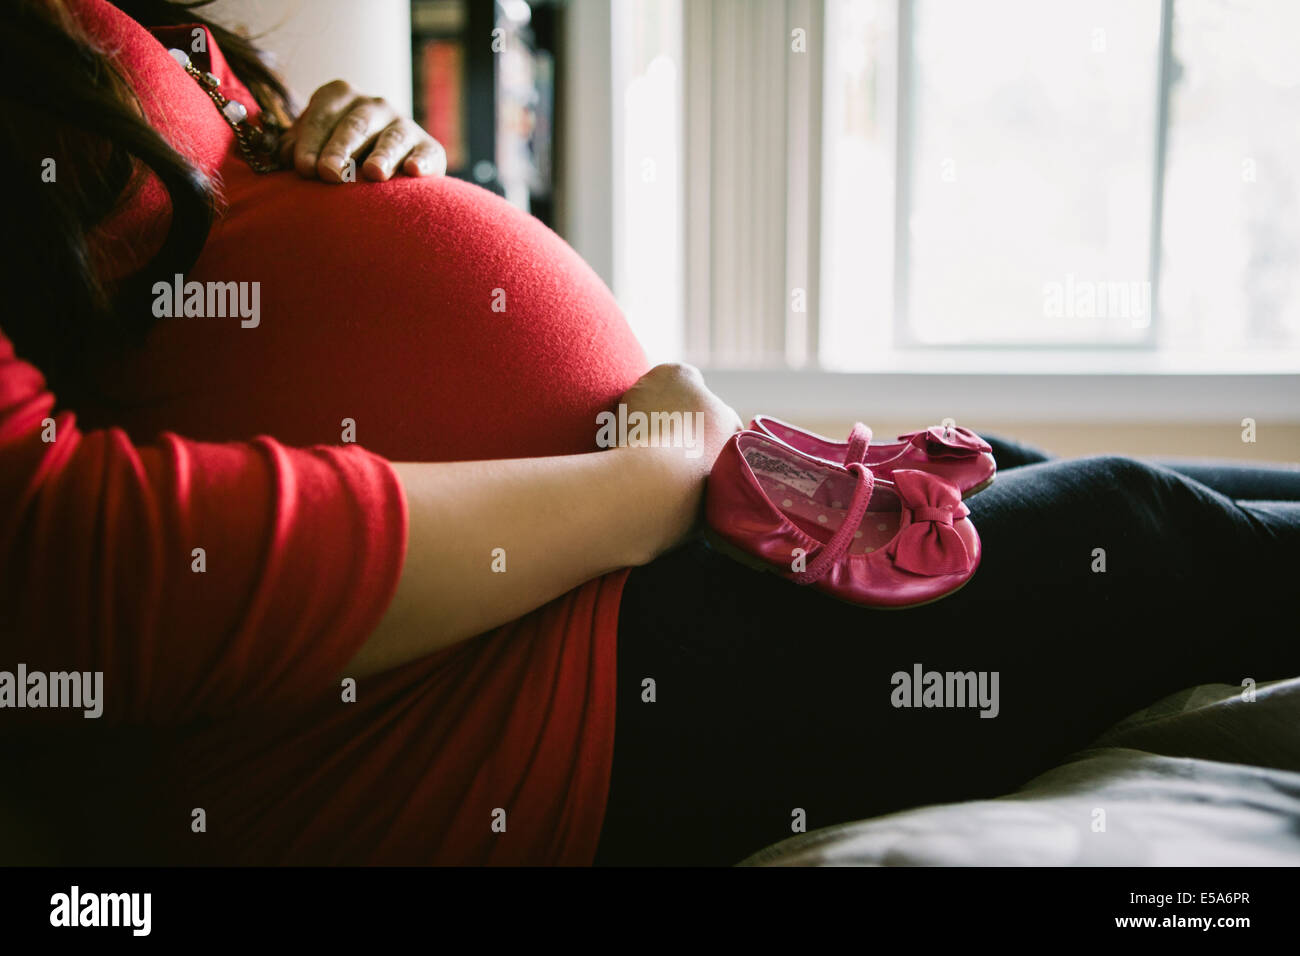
xmin=0 ymin=0 xmax=648 ymax=864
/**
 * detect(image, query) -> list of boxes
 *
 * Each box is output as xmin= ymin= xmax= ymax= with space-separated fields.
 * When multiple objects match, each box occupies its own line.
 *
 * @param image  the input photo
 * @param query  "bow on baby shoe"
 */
xmin=887 ymin=470 xmax=972 ymax=575
xmin=901 ymin=424 xmax=992 ymax=459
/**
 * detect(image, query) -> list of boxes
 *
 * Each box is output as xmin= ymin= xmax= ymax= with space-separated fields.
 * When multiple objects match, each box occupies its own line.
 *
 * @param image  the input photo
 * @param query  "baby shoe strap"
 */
xmin=844 ymin=422 xmax=872 ymax=465
xmin=792 ymin=462 xmax=874 ymax=585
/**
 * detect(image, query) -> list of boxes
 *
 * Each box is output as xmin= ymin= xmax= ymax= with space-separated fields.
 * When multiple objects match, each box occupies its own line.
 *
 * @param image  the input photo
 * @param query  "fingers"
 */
xmin=358 ymin=122 xmax=415 ymax=180
xmin=401 ymin=138 xmax=448 ymax=178
xmin=316 ymin=97 xmax=396 ymax=182
xmin=286 ymin=80 xmax=447 ymax=182
xmin=288 ymin=79 xmax=359 ymax=178
xmin=361 ymin=121 xmax=448 ymax=181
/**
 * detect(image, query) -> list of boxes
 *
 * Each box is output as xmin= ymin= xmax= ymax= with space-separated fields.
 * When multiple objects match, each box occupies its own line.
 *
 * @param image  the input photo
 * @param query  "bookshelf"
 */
xmin=411 ymin=0 xmax=559 ymax=228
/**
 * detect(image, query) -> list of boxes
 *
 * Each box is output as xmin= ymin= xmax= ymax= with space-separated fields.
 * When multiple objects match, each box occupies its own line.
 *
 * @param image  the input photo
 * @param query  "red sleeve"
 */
xmin=0 ymin=332 xmax=407 ymax=723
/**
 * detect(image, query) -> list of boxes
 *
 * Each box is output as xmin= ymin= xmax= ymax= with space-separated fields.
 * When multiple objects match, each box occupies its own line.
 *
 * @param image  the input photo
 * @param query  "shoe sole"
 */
xmin=701 ymin=526 xmax=973 ymax=611
xmin=963 ymin=474 xmax=995 ymax=499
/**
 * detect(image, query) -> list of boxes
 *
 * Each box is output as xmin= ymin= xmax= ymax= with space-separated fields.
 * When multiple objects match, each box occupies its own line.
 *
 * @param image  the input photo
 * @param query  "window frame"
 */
xmin=574 ymin=0 xmax=1300 ymax=425
xmin=889 ymin=0 xmax=1174 ymax=352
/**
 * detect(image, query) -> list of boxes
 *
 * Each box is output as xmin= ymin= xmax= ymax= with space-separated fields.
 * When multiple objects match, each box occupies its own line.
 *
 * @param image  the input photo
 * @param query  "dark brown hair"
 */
xmin=0 ymin=0 xmax=293 ymax=400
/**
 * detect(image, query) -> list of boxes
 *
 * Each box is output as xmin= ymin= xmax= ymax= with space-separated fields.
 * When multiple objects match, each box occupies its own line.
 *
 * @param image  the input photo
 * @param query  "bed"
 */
xmin=741 ymin=678 xmax=1300 ymax=866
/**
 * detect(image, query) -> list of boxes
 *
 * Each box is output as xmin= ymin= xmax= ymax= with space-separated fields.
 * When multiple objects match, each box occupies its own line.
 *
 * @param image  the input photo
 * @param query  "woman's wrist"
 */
xmin=607 ymin=362 xmax=742 ymax=565
xmin=612 ymin=442 xmax=710 ymax=566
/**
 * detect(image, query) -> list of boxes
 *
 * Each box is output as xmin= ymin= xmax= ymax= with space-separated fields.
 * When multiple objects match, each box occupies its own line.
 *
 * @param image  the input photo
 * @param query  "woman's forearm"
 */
xmin=345 ymin=445 xmax=702 ymax=678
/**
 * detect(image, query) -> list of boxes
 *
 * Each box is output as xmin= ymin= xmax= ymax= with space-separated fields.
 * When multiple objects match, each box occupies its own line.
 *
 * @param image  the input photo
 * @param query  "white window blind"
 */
xmin=682 ymin=0 xmax=825 ymax=368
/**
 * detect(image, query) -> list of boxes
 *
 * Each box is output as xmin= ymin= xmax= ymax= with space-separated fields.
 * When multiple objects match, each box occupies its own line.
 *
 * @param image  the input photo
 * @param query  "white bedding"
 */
xmin=741 ymin=679 xmax=1300 ymax=866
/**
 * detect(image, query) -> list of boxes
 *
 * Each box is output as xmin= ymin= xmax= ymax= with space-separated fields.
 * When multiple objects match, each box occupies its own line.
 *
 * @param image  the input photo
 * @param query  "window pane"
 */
xmin=906 ymin=0 xmax=1162 ymax=345
xmin=614 ymin=0 xmax=684 ymax=365
xmin=820 ymin=0 xmax=897 ymax=368
xmin=1160 ymin=0 xmax=1300 ymax=356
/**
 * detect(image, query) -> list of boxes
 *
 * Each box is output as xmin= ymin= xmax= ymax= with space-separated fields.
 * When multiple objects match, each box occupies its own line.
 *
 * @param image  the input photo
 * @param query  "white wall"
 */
xmin=559 ymin=0 xmax=615 ymax=289
xmin=209 ymin=0 xmax=413 ymax=116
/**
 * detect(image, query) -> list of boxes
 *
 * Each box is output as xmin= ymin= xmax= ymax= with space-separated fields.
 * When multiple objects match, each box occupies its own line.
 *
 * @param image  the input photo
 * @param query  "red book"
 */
xmin=421 ymin=40 xmax=465 ymax=171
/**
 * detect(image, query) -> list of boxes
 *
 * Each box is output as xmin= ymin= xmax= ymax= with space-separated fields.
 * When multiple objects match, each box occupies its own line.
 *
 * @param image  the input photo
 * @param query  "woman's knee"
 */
xmin=1077 ymin=454 xmax=1189 ymax=507
xmin=1078 ymin=454 xmax=1252 ymax=555
xmin=1077 ymin=454 xmax=1162 ymax=486
xmin=1050 ymin=455 xmax=1204 ymax=546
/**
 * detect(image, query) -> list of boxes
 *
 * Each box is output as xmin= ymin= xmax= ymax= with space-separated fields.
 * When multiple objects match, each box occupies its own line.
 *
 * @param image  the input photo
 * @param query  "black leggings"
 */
xmin=593 ymin=440 xmax=1300 ymax=865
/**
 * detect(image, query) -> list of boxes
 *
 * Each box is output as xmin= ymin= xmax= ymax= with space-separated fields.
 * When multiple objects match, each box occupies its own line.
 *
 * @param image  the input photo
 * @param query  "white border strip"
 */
xmin=701 ymin=368 xmax=1300 ymax=423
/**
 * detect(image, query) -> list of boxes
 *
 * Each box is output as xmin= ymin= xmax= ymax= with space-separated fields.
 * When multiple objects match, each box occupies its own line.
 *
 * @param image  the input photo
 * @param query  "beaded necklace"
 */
xmin=167 ymin=47 xmax=282 ymax=173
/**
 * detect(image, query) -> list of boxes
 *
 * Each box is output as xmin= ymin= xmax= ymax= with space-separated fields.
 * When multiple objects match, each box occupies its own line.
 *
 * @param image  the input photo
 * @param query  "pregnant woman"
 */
xmin=2 ymin=0 xmax=1297 ymax=867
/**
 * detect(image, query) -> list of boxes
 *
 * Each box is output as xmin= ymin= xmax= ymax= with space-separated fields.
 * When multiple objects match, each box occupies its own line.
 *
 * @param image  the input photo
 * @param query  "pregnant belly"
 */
xmin=92 ymin=174 xmax=648 ymax=462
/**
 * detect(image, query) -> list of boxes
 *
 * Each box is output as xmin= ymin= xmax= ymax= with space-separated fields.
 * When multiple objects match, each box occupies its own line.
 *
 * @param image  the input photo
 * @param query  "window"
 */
xmin=900 ymin=0 xmax=1160 ymax=348
xmin=613 ymin=0 xmax=1300 ymax=372
xmin=820 ymin=0 xmax=1300 ymax=365
xmin=1159 ymin=0 xmax=1300 ymax=354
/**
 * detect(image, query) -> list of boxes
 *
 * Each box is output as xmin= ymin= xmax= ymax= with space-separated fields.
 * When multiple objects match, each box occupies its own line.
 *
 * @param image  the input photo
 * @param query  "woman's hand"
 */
xmin=615 ymin=363 xmax=742 ymax=559
xmin=280 ymin=80 xmax=447 ymax=183
xmin=618 ymin=362 xmax=741 ymax=468
xmin=357 ymin=364 xmax=739 ymax=676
